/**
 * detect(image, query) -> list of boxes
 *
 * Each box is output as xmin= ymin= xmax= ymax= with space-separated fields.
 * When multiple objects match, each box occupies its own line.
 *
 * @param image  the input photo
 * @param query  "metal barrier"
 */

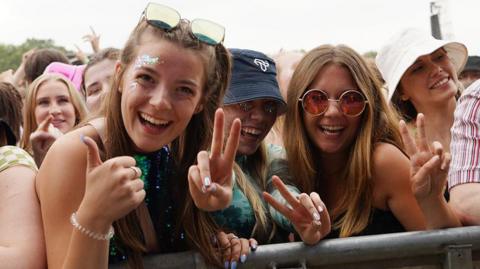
xmin=109 ymin=226 xmax=480 ymax=269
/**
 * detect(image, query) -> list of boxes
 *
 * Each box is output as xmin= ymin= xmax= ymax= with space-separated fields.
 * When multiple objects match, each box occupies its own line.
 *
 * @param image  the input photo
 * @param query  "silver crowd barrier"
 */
xmin=110 ymin=226 xmax=480 ymax=269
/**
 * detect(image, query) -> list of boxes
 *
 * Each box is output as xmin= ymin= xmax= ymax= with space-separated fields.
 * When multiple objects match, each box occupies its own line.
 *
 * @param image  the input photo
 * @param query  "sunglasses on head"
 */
xmin=298 ymin=89 xmax=368 ymax=117
xmin=142 ymin=2 xmax=225 ymax=46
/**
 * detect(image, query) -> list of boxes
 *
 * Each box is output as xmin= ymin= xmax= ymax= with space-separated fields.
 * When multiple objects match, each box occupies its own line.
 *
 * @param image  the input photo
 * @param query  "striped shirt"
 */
xmin=448 ymin=79 xmax=480 ymax=189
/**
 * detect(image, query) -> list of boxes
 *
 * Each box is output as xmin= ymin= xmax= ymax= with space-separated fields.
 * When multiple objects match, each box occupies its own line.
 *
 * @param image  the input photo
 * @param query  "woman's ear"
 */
xmin=115 ymin=61 xmax=123 ymax=93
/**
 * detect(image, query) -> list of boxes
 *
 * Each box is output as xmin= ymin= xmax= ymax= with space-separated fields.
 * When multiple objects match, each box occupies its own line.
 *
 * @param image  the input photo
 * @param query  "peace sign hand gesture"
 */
xmin=399 ymin=113 xmax=451 ymax=201
xmin=188 ymin=108 xmax=241 ymax=211
xmin=263 ymin=176 xmax=331 ymax=245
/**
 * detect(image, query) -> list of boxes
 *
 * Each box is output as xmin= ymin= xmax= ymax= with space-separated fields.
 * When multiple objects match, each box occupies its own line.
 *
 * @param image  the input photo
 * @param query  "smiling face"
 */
xmin=34 ymin=79 xmax=76 ymax=133
xmin=119 ymin=37 xmax=205 ymax=153
xmin=399 ymin=48 xmax=458 ymax=110
xmin=84 ymin=59 xmax=116 ymax=113
xmin=302 ymin=63 xmax=363 ymax=156
xmin=224 ymin=99 xmax=278 ymax=156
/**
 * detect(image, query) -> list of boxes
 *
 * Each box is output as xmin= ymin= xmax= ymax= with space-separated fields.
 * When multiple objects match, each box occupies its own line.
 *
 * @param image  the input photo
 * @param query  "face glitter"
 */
xmin=134 ymin=54 xmax=160 ymax=69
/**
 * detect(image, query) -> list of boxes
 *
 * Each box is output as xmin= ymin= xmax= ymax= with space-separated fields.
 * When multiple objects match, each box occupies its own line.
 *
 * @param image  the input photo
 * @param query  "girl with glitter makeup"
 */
xmin=36 ymin=3 xmax=246 ymax=268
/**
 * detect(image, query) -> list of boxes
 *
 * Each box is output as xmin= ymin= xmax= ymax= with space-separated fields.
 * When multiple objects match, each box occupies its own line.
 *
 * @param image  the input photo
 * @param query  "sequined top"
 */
xmin=109 ymin=147 xmax=186 ymax=263
xmin=210 ymin=144 xmax=297 ymax=241
xmin=0 ymin=146 xmax=37 ymax=173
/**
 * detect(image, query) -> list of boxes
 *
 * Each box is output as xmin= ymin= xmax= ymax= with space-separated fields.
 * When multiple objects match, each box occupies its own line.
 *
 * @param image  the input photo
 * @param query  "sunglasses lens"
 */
xmin=340 ymin=91 xmax=366 ymax=116
xmin=302 ymin=90 xmax=328 ymax=115
xmin=191 ymin=19 xmax=225 ymax=45
xmin=145 ymin=3 xmax=180 ymax=30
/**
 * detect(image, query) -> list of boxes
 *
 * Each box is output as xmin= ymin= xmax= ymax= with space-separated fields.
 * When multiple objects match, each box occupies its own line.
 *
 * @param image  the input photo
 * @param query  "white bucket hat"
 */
xmin=376 ymin=28 xmax=468 ymax=102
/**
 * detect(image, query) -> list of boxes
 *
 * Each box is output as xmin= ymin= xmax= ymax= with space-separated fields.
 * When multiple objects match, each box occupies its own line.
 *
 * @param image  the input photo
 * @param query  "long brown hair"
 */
xmin=283 ymin=44 xmax=403 ymax=237
xmin=101 ymin=20 xmax=231 ymax=268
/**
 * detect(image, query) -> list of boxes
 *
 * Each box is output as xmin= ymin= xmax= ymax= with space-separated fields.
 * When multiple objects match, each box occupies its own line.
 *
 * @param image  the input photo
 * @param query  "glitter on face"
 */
xmin=134 ymin=54 xmax=160 ymax=69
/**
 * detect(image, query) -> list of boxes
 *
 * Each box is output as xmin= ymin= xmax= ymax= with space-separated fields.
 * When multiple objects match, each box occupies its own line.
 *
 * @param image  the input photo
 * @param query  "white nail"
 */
xmin=203 ymin=176 xmax=211 ymax=187
xmin=318 ymin=206 xmax=324 ymax=213
xmin=313 ymin=212 xmax=320 ymax=221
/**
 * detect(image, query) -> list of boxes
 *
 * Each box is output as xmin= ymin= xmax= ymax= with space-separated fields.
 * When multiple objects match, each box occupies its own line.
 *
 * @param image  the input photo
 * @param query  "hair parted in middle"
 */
xmin=20 ymin=73 xmax=88 ymax=153
xmin=101 ymin=19 xmax=232 ymax=267
xmin=283 ymin=44 xmax=404 ymax=238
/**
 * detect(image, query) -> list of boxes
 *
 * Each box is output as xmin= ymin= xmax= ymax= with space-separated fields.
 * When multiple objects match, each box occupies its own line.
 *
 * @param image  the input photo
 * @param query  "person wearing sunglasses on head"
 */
xmin=278 ymin=44 xmax=433 ymax=239
xmin=36 ymin=3 xmax=242 ymax=268
xmin=0 ymin=82 xmax=46 ymax=268
xmin=376 ymin=28 xmax=467 ymax=152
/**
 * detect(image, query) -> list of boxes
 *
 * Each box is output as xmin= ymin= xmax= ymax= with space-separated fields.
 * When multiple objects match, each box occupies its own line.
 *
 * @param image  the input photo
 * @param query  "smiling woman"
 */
xmin=376 ymin=28 xmax=468 ymax=150
xmin=20 ymin=73 xmax=88 ymax=166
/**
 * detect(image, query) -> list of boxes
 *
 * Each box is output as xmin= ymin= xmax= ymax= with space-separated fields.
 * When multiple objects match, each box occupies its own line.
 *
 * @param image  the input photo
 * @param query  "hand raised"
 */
xmin=77 ymin=135 xmax=145 ymax=227
xmin=30 ymin=116 xmax=57 ymax=166
xmin=399 ymin=114 xmax=451 ymax=200
xmin=263 ymin=176 xmax=331 ymax=245
xmin=82 ymin=26 xmax=100 ymax=53
xmin=188 ymin=108 xmax=241 ymax=211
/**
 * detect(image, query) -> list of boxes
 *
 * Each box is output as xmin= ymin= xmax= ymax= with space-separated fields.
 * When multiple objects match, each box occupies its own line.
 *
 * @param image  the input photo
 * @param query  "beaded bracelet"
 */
xmin=70 ymin=212 xmax=115 ymax=241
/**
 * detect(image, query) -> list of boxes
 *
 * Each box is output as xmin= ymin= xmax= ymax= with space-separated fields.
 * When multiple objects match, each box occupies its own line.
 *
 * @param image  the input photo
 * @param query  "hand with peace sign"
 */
xmin=30 ymin=116 xmax=61 ymax=166
xmin=76 ymin=135 xmax=145 ymax=230
xmin=83 ymin=26 xmax=101 ymax=53
xmin=399 ymin=114 xmax=461 ymax=228
xmin=188 ymin=108 xmax=241 ymax=211
xmin=399 ymin=113 xmax=450 ymax=200
xmin=263 ymin=176 xmax=331 ymax=245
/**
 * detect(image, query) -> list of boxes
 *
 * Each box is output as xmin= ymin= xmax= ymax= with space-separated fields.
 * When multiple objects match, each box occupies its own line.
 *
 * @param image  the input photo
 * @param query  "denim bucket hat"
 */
xmin=224 ymin=48 xmax=287 ymax=114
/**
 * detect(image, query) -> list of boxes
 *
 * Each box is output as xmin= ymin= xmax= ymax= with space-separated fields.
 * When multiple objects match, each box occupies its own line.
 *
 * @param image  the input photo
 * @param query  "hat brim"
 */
xmin=224 ymin=82 xmax=287 ymax=115
xmin=387 ymin=40 xmax=468 ymax=101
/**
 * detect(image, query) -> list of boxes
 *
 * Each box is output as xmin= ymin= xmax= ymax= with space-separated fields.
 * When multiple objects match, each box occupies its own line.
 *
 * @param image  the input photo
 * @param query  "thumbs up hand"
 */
xmin=76 ymin=135 xmax=146 ymax=228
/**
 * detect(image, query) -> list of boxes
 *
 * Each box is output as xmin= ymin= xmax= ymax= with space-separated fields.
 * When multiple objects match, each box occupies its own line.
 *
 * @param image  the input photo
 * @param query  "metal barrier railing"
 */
xmin=109 ymin=226 xmax=480 ymax=269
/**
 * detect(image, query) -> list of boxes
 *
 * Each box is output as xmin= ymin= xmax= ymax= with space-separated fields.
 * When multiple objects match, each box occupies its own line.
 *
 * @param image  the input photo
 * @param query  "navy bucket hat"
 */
xmin=224 ymin=48 xmax=287 ymax=115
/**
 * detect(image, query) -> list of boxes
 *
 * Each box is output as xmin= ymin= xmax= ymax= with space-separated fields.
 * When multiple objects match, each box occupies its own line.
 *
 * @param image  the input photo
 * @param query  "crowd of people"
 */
xmin=1 ymin=2 xmax=480 ymax=269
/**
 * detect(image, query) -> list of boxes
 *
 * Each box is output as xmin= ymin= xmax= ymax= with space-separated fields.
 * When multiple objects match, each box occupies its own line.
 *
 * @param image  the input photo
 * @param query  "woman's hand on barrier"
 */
xmin=216 ymin=231 xmax=257 ymax=269
xmin=263 ymin=176 xmax=331 ymax=245
xmin=188 ymin=108 xmax=241 ymax=211
xmin=76 ymin=135 xmax=145 ymax=230
xmin=399 ymin=113 xmax=451 ymax=201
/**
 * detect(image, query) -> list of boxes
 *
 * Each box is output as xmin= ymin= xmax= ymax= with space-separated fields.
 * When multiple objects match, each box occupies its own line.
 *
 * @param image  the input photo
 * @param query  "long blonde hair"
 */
xmin=284 ymin=44 xmax=403 ymax=237
xmin=20 ymin=73 xmax=87 ymax=153
xmin=101 ymin=20 xmax=231 ymax=267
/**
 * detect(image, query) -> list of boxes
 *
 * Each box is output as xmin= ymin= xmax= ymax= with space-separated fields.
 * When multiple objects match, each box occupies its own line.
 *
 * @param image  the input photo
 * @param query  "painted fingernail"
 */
xmin=313 ymin=212 xmax=320 ymax=221
xmin=318 ymin=206 xmax=324 ymax=213
xmin=250 ymin=242 xmax=257 ymax=251
xmin=209 ymin=183 xmax=217 ymax=193
xmin=203 ymin=176 xmax=211 ymax=187
xmin=231 ymin=261 xmax=237 ymax=269
xmin=314 ymin=220 xmax=322 ymax=226
xmin=240 ymin=254 xmax=247 ymax=263
xmin=224 ymin=261 xmax=229 ymax=269
xmin=80 ymin=134 xmax=86 ymax=143
xmin=201 ymin=185 xmax=207 ymax=193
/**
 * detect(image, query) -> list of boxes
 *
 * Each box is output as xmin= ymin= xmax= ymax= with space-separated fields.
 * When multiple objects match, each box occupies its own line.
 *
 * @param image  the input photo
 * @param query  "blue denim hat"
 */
xmin=224 ymin=48 xmax=286 ymax=115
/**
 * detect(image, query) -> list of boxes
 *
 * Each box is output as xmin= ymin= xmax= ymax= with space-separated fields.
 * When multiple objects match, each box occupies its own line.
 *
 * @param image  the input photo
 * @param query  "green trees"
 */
xmin=0 ymin=39 xmax=69 ymax=72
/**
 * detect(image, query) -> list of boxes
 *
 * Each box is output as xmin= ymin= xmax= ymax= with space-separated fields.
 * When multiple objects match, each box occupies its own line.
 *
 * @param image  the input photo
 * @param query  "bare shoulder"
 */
xmin=372 ymin=143 xmax=411 ymax=204
xmin=372 ymin=142 xmax=409 ymax=173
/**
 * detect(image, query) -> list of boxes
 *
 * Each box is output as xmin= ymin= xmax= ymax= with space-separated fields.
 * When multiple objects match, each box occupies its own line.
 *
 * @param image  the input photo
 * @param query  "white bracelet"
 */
xmin=70 ymin=212 xmax=115 ymax=241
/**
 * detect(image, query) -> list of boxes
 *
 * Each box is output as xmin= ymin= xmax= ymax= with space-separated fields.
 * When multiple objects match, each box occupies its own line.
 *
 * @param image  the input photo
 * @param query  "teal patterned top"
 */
xmin=211 ymin=144 xmax=298 ymax=240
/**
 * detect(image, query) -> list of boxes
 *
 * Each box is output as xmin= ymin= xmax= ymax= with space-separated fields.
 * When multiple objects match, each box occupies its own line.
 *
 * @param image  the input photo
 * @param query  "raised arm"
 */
xmin=399 ymin=114 xmax=460 ymax=228
xmin=36 ymin=127 xmax=145 ymax=269
xmin=188 ymin=108 xmax=241 ymax=211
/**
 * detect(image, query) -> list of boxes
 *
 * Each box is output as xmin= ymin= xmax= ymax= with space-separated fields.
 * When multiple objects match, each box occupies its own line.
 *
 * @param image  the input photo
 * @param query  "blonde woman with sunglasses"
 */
xmin=280 ymin=44 xmax=431 ymax=238
xmin=36 ymin=3 xmax=245 ymax=268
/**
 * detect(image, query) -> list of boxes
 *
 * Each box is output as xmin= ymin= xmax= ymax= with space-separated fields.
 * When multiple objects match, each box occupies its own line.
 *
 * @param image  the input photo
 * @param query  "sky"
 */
xmin=1 ymin=0 xmax=479 ymax=57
